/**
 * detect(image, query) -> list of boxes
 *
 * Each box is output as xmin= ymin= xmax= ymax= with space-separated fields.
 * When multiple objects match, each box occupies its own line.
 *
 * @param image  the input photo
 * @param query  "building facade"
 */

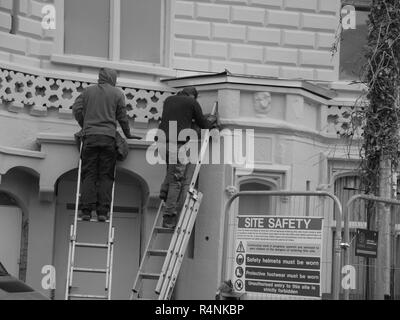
xmin=1 ymin=0 xmax=396 ymax=300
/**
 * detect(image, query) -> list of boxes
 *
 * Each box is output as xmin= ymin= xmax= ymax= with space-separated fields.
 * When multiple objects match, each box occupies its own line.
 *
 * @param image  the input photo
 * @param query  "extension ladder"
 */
xmin=65 ymin=143 xmax=116 ymax=300
xmin=130 ymin=102 xmax=218 ymax=300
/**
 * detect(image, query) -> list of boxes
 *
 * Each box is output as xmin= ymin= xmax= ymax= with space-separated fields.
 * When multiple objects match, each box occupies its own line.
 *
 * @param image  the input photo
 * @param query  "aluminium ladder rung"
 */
xmin=75 ymin=242 xmax=109 ymax=249
xmin=77 ymin=218 xmax=110 ymax=223
xmin=130 ymin=203 xmax=167 ymax=298
xmin=154 ymin=227 xmax=175 ymax=234
xmin=155 ymin=193 xmax=197 ymax=295
xmin=148 ymin=249 xmax=168 ymax=256
xmin=156 ymin=193 xmax=202 ymax=298
xmin=158 ymin=194 xmax=203 ymax=300
xmin=139 ymin=272 xmax=161 ymax=280
xmin=73 ymin=267 xmax=108 ymax=274
xmin=68 ymin=294 xmax=108 ymax=300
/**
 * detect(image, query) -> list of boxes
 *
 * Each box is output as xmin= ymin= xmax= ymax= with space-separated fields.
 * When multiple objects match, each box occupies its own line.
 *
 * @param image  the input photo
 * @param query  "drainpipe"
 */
xmin=10 ymin=0 xmax=19 ymax=34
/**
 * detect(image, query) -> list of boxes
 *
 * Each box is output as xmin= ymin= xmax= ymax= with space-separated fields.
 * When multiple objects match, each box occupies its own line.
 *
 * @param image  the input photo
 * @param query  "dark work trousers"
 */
xmin=80 ymin=134 xmax=117 ymax=214
xmin=160 ymin=141 xmax=196 ymax=217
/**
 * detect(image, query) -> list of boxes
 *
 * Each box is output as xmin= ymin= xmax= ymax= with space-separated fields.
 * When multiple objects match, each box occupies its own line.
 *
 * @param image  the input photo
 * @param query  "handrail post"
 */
xmin=344 ymin=194 xmax=400 ymax=300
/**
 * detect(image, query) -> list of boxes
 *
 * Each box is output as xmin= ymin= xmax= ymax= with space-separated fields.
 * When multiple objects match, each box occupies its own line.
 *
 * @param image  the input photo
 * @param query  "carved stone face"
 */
xmin=253 ymin=92 xmax=272 ymax=116
xmin=225 ymin=186 xmax=237 ymax=197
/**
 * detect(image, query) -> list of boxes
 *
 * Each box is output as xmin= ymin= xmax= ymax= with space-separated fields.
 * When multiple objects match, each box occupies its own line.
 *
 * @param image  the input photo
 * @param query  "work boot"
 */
xmin=79 ymin=209 xmax=92 ymax=221
xmin=162 ymin=215 xmax=177 ymax=229
xmin=97 ymin=210 xmax=108 ymax=222
xmin=159 ymin=190 xmax=168 ymax=201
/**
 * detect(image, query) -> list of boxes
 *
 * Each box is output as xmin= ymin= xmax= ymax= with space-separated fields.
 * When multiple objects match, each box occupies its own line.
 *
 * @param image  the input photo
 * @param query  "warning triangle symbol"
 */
xmin=236 ymin=241 xmax=245 ymax=253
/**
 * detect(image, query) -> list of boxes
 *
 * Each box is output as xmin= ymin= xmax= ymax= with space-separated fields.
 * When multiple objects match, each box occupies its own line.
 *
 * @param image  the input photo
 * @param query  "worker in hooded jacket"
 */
xmin=72 ymin=68 xmax=140 ymax=222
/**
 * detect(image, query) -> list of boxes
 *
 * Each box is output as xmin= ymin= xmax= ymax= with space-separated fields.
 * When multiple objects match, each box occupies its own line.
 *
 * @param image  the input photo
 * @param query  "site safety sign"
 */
xmin=232 ymin=216 xmax=323 ymax=299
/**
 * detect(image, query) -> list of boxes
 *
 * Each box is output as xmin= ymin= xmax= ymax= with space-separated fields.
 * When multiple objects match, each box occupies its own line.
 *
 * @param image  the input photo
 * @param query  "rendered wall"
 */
xmin=173 ymin=0 xmax=340 ymax=81
xmin=0 ymin=0 xmax=55 ymax=68
xmin=0 ymin=0 xmax=341 ymax=81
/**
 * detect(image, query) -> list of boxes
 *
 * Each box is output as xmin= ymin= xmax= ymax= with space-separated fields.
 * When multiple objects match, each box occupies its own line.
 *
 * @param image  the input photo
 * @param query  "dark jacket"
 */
xmin=72 ymin=68 xmax=131 ymax=138
xmin=158 ymin=91 xmax=210 ymax=142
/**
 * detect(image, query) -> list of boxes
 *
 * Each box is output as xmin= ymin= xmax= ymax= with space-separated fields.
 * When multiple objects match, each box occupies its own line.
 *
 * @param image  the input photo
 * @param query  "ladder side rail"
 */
xmin=64 ymin=225 xmax=74 ymax=300
xmin=162 ymin=193 xmax=203 ymax=300
xmin=154 ymin=195 xmax=192 ymax=294
xmin=130 ymin=200 xmax=165 ymax=299
xmin=68 ymin=228 xmax=76 ymax=287
xmin=65 ymin=142 xmax=83 ymax=300
xmin=105 ymin=167 xmax=117 ymax=292
xmin=158 ymin=195 xmax=197 ymax=298
xmin=73 ymin=142 xmax=83 ymax=236
xmin=188 ymin=102 xmax=218 ymax=192
xmin=107 ymin=227 xmax=115 ymax=300
xmin=68 ymin=230 xmax=78 ymax=289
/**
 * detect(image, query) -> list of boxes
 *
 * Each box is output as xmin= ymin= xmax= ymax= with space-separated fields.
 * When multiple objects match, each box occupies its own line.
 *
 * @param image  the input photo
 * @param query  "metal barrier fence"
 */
xmin=343 ymin=194 xmax=400 ymax=300
xmin=221 ymin=191 xmax=343 ymax=300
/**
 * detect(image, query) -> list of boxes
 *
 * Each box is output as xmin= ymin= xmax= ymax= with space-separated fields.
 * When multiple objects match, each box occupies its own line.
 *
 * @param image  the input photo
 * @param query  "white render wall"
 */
xmin=0 ymin=0 xmax=55 ymax=68
xmin=0 ymin=0 xmax=340 ymax=82
xmin=173 ymin=0 xmax=340 ymax=81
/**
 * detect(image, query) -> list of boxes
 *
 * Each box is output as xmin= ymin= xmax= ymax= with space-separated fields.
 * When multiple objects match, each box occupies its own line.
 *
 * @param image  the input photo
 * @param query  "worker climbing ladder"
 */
xmin=130 ymin=102 xmax=218 ymax=300
xmin=64 ymin=143 xmax=116 ymax=300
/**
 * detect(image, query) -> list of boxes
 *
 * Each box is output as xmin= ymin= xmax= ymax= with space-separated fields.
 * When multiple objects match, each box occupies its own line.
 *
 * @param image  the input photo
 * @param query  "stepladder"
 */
xmin=65 ymin=142 xmax=116 ymax=300
xmin=130 ymin=102 xmax=218 ymax=300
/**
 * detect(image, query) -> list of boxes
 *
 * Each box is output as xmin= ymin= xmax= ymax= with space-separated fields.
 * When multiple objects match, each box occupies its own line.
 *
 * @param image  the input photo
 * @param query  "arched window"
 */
xmin=238 ymin=180 xmax=276 ymax=215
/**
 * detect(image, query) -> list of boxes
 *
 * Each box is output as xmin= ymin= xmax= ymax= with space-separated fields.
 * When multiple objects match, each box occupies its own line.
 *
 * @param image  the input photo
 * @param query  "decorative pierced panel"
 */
xmin=325 ymin=105 xmax=364 ymax=138
xmin=0 ymin=68 xmax=172 ymax=124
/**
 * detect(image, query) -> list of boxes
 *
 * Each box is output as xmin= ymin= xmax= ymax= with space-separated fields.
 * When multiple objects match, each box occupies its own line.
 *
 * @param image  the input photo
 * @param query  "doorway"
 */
xmin=53 ymin=170 xmax=144 ymax=300
xmin=0 ymin=192 xmax=22 ymax=277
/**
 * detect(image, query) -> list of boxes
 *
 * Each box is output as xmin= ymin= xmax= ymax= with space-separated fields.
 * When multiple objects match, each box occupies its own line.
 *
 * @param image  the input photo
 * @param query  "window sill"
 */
xmin=51 ymin=54 xmax=177 ymax=78
xmin=37 ymin=132 xmax=153 ymax=150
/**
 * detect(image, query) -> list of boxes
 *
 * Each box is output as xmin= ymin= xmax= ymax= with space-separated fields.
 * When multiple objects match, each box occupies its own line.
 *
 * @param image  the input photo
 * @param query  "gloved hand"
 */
xmin=206 ymin=113 xmax=222 ymax=130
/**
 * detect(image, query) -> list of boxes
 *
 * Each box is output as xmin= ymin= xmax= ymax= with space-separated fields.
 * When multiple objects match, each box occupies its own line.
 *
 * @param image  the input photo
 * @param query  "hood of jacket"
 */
xmin=98 ymin=68 xmax=117 ymax=86
xmin=176 ymin=86 xmax=198 ymax=99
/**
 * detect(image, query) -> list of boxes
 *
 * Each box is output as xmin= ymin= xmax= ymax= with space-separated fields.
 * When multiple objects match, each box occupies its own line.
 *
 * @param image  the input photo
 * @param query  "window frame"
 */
xmin=234 ymin=170 xmax=287 ymax=218
xmin=238 ymin=178 xmax=276 ymax=216
xmin=52 ymin=0 xmax=176 ymax=77
xmin=342 ymin=1 xmax=371 ymax=12
xmin=336 ymin=0 xmax=371 ymax=84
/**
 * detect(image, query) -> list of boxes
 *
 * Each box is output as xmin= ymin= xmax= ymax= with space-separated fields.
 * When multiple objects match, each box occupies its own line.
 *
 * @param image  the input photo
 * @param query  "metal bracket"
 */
xmin=340 ymin=242 xmax=350 ymax=249
xmin=189 ymin=188 xmax=198 ymax=200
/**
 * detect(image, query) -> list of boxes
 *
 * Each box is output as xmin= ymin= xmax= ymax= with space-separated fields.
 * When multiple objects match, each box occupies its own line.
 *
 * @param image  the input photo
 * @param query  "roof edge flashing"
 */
xmin=162 ymin=71 xmax=337 ymax=100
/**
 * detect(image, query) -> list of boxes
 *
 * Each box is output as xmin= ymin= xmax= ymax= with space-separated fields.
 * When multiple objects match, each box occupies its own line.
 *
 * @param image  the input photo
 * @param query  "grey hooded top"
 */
xmin=72 ymin=68 xmax=131 ymax=138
